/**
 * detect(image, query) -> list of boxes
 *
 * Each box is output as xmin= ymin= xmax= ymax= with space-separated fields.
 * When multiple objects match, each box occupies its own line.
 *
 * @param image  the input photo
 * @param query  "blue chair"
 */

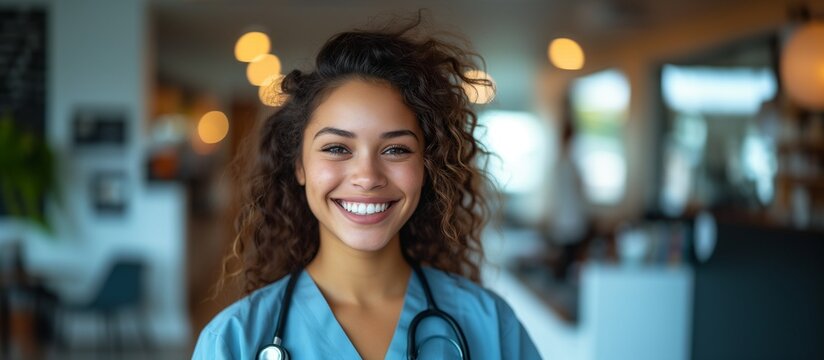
xmin=59 ymin=258 xmax=150 ymax=352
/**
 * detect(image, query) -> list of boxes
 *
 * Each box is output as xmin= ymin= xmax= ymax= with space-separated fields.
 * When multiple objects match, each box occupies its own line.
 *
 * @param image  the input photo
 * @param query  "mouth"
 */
xmin=333 ymin=199 xmax=396 ymax=216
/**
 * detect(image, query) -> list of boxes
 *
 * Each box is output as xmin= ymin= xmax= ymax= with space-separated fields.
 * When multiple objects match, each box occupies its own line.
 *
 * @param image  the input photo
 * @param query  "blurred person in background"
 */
xmin=193 ymin=16 xmax=540 ymax=360
xmin=543 ymin=96 xmax=591 ymax=281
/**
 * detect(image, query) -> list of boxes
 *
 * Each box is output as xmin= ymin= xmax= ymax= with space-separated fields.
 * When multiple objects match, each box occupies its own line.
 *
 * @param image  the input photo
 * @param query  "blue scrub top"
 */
xmin=193 ymin=267 xmax=541 ymax=359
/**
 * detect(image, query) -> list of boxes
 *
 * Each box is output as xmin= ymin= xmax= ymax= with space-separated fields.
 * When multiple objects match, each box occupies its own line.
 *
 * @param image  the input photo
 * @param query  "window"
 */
xmin=658 ymin=41 xmax=779 ymax=213
xmin=569 ymin=69 xmax=630 ymax=205
xmin=477 ymin=110 xmax=550 ymax=195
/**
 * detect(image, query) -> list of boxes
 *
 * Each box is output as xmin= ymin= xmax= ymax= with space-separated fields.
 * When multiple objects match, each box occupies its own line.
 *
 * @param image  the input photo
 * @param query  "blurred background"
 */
xmin=1 ymin=0 xmax=823 ymax=359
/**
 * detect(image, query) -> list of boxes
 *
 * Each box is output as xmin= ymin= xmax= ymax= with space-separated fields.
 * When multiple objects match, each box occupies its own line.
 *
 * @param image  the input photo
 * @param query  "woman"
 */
xmin=193 ymin=19 xmax=540 ymax=360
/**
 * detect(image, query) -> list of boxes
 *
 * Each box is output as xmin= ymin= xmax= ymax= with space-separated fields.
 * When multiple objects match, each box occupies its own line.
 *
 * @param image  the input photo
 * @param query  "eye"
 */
xmin=383 ymin=145 xmax=413 ymax=156
xmin=321 ymin=144 xmax=351 ymax=155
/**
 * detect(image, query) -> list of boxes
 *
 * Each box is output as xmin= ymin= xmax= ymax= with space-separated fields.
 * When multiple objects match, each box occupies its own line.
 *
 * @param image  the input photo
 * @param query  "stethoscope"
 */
xmin=257 ymin=262 xmax=471 ymax=360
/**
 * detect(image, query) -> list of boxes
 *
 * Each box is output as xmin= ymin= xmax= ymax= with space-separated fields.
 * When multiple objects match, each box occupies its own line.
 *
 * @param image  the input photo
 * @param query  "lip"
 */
xmin=334 ymin=197 xmax=396 ymax=203
xmin=332 ymin=198 xmax=397 ymax=225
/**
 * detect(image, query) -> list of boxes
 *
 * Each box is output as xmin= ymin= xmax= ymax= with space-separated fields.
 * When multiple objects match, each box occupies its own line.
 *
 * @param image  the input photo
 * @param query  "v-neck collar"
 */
xmin=293 ymin=268 xmax=426 ymax=359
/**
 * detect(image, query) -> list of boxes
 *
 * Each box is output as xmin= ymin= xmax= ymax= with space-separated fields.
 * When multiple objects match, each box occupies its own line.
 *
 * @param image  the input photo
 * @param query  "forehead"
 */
xmin=306 ymin=79 xmax=421 ymax=138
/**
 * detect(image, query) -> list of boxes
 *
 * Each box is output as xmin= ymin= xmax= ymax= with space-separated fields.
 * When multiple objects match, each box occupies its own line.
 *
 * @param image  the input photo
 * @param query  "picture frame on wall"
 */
xmin=73 ymin=107 xmax=128 ymax=147
xmin=91 ymin=171 xmax=128 ymax=215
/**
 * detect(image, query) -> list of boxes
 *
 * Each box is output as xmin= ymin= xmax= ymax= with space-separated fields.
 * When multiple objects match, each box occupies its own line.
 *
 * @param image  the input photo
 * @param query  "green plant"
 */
xmin=0 ymin=113 xmax=56 ymax=232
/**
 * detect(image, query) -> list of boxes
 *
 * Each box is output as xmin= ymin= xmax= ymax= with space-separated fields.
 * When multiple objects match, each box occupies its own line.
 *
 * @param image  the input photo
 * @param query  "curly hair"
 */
xmin=221 ymin=17 xmax=495 ymax=295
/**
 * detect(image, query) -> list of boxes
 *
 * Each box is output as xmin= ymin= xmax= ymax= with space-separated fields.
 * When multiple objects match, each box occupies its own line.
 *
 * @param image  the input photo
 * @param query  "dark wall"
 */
xmin=0 ymin=8 xmax=47 ymax=216
xmin=692 ymin=222 xmax=824 ymax=359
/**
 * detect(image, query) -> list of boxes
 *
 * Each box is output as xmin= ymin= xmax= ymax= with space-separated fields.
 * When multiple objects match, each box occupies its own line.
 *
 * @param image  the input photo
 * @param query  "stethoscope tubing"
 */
xmin=258 ymin=263 xmax=470 ymax=360
xmin=257 ymin=269 xmax=301 ymax=360
xmin=273 ymin=269 xmax=301 ymax=345
xmin=407 ymin=263 xmax=471 ymax=360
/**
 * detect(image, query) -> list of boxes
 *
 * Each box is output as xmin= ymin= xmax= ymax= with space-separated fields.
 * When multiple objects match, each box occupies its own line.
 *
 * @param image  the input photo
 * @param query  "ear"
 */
xmin=295 ymin=159 xmax=306 ymax=186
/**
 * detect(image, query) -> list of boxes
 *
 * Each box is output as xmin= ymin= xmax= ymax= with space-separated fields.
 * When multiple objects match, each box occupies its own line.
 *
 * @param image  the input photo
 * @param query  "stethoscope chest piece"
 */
xmin=258 ymin=344 xmax=289 ymax=360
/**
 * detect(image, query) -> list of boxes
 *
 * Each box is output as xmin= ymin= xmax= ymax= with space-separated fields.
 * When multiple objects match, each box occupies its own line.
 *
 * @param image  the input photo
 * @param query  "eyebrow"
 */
xmin=381 ymin=129 xmax=419 ymax=141
xmin=313 ymin=127 xmax=354 ymax=139
xmin=313 ymin=127 xmax=419 ymax=141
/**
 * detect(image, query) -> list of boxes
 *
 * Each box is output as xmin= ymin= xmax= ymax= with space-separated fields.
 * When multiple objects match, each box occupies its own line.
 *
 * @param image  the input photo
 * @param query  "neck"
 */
xmin=306 ymin=232 xmax=411 ymax=307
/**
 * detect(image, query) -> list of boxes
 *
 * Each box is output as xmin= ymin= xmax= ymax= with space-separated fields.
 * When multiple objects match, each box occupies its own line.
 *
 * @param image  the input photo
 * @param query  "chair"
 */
xmin=59 ymin=258 xmax=149 ymax=352
xmin=0 ymin=241 xmax=60 ymax=357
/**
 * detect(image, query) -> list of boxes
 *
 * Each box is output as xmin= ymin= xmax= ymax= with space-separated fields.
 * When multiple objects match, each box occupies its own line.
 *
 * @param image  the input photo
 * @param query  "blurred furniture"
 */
xmin=59 ymin=259 xmax=150 ymax=351
xmin=579 ymin=264 xmax=693 ymax=360
xmin=0 ymin=242 xmax=18 ymax=358
xmin=691 ymin=221 xmax=824 ymax=359
xmin=0 ymin=242 xmax=58 ymax=358
xmin=500 ymin=260 xmax=694 ymax=360
xmin=774 ymin=115 xmax=824 ymax=227
xmin=491 ymin=227 xmax=694 ymax=360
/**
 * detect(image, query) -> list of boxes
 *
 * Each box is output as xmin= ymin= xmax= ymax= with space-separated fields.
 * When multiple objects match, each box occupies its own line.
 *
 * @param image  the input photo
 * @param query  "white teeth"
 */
xmin=339 ymin=200 xmax=391 ymax=215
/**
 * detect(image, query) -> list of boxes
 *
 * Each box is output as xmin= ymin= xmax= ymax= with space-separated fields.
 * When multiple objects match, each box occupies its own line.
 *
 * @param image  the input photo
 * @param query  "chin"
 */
xmin=339 ymin=232 xmax=395 ymax=252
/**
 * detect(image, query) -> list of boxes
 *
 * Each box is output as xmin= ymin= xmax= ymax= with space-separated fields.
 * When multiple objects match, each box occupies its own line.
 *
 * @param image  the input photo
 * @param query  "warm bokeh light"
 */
xmin=781 ymin=22 xmax=824 ymax=110
xmin=246 ymin=54 xmax=282 ymax=86
xmin=197 ymin=110 xmax=229 ymax=144
xmin=461 ymin=69 xmax=496 ymax=104
xmin=549 ymin=38 xmax=585 ymax=70
xmin=817 ymin=64 xmax=824 ymax=95
xmin=259 ymin=75 xmax=287 ymax=107
xmin=234 ymin=31 xmax=271 ymax=62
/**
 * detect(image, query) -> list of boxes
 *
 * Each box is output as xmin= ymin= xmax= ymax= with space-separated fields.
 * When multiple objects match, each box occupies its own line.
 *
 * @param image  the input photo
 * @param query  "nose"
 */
xmin=350 ymin=154 xmax=387 ymax=190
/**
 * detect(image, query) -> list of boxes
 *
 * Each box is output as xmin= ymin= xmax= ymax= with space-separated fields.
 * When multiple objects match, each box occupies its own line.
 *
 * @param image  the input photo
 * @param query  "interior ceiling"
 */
xmin=152 ymin=0 xmax=748 ymax=110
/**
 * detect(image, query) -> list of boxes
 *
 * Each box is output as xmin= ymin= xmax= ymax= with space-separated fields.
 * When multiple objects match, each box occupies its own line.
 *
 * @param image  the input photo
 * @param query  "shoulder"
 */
xmin=422 ymin=267 xmax=515 ymax=318
xmin=201 ymin=276 xmax=288 ymax=335
xmin=192 ymin=275 xmax=292 ymax=359
xmin=422 ymin=267 xmax=541 ymax=359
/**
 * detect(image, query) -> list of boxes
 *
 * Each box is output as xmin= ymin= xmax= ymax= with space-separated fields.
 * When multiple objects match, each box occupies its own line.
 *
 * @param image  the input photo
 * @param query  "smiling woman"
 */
xmin=297 ymin=80 xmax=425 ymax=254
xmin=193 ymin=15 xmax=540 ymax=360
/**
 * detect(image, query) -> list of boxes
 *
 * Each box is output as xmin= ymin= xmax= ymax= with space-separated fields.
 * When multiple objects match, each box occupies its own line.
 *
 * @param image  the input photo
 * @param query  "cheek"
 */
xmin=390 ymin=161 xmax=425 ymax=198
xmin=305 ymin=162 xmax=344 ymax=196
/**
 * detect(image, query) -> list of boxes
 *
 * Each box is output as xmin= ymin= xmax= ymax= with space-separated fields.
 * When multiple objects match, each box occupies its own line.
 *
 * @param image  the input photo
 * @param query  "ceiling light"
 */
xmin=461 ymin=69 xmax=496 ymax=104
xmin=247 ymin=54 xmax=282 ymax=86
xmin=781 ymin=21 xmax=824 ymax=110
xmin=549 ymin=38 xmax=585 ymax=70
xmin=235 ymin=32 xmax=271 ymax=62
xmin=259 ymin=75 xmax=287 ymax=107
xmin=197 ymin=111 xmax=229 ymax=144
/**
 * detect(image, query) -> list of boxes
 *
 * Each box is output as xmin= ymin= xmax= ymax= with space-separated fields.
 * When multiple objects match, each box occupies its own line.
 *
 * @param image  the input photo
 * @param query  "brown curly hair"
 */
xmin=221 ymin=17 xmax=495 ymax=295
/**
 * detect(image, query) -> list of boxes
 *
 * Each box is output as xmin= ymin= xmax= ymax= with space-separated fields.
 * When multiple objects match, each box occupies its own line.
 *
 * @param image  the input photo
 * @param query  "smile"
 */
xmin=335 ymin=200 xmax=393 ymax=215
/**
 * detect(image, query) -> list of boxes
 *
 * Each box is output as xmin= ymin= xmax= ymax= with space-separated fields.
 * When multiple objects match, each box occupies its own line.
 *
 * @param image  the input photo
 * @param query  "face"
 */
xmin=296 ymin=79 xmax=425 ymax=253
